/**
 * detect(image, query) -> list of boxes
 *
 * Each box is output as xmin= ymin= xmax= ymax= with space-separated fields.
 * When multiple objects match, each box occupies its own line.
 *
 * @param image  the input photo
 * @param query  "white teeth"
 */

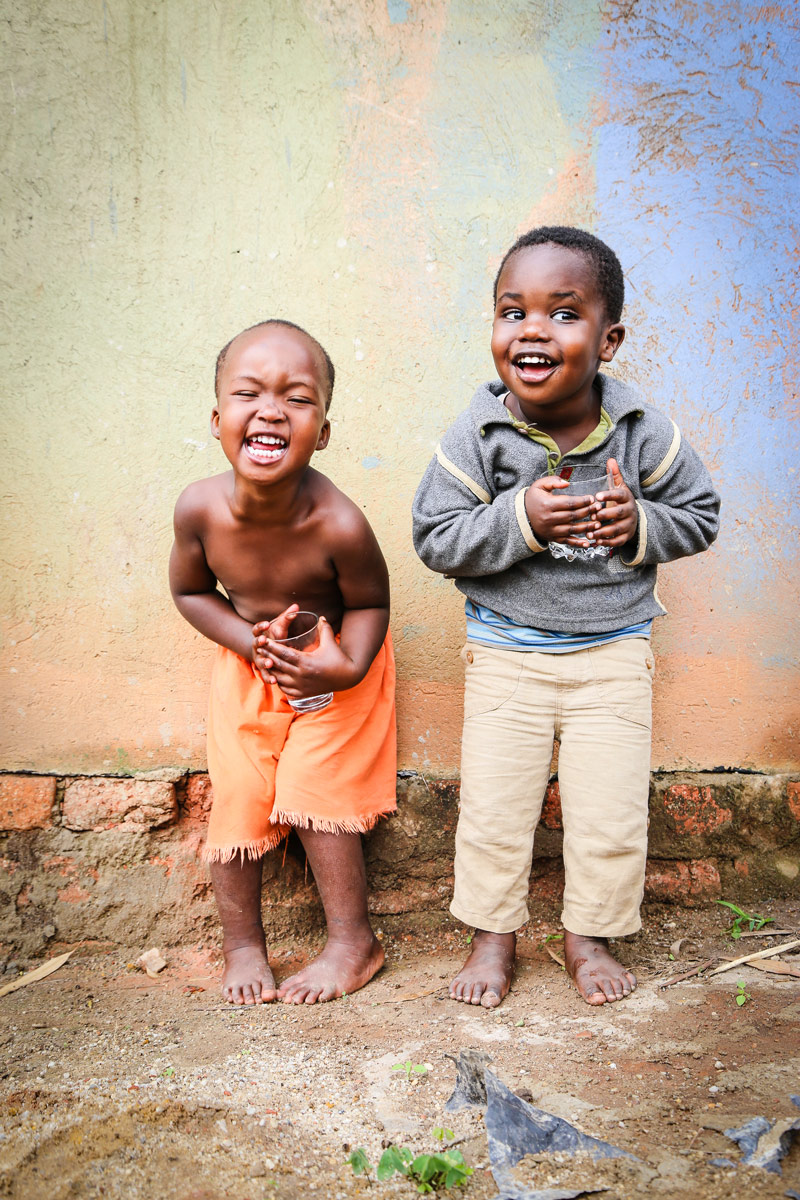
xmin=517 ymin=355 xmax=552 ymax=366
xmin=247 ymin=434 xmax=287 ymax=462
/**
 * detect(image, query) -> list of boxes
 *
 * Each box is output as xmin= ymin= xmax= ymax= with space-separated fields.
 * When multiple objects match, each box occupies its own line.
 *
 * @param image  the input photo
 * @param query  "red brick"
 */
xmin=662 ymin=785 xmax=732 ymax=837
xmin=644 ymin=859 xmax=721 ymax=904
xmin=540 ymin=782 xmax=563 ymax=829
xmin=787 ymin=782 xmax=800 ymax=823
xmin=184 ymin=774 xmax=214 ymax=820
xmin=58 ymin=883 xmax=92 ymax=903
xmin=0 ymin=775 xmax=56 ymax=831
xmin=62 ymin=778 xmax=177 ymax=832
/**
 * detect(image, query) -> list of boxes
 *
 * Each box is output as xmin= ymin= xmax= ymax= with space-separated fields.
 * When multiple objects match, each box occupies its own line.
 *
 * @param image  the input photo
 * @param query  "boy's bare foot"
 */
xmin=450 ymin=930 xmax=516 ymax=1008
xmin=277 ymin=931 xmax=384 ymax=1004
xmin=564 ymin=931 xmax=637 ymax=1005
xmin=221 ymin=941 xmax=278 ymax=1005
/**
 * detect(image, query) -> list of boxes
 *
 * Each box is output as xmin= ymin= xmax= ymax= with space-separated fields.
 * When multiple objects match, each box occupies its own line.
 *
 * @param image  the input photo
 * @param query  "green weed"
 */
xmin=347 ymin=1137 xmax=472 ymax=1193
xmin=716 ymin=900 xmax=773 ymax=939
xmin=347 ymin=1147 xmax=372 ymax=1180
xmin=393 ymin=1060 xmax=429 ymax=1081
xmin=735 ymin=980 xmax=752 ymax=1007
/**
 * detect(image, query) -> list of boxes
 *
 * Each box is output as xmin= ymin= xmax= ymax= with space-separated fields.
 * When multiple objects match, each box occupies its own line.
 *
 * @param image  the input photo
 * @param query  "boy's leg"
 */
xmin=209 ymin=856 xmax=278 ymax=1005
xmin=450 ymin=644 xmax=555 ymax=1008
xmin=278 ymin=829 xmax=384 ymax=1004
xmin=558 ymin=639 xmax=654 ymax=1005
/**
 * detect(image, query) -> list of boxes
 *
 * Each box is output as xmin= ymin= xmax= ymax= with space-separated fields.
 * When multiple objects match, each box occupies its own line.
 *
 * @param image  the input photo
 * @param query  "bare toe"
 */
xmin=449 ymin=931 xmax=515 ymax=1010
xmin=564 ymin=932 xmax=637 ymax=1007
xmin=220 ymin=942 xmax=277 ymax=1006
xmin=277 ymin=933 xmax=384 ymax=1005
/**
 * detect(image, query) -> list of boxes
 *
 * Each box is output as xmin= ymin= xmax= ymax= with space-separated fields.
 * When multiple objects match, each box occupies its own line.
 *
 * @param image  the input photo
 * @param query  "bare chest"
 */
xmin=202 ymin=520 xmax=339 ymax=625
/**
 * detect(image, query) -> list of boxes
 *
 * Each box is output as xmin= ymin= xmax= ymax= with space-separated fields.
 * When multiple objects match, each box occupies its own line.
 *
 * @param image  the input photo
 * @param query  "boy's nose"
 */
xmin=519 ymin=313 xmax=548 ymax=339
xmin=255 ymin=396 xmax=285 ymax=420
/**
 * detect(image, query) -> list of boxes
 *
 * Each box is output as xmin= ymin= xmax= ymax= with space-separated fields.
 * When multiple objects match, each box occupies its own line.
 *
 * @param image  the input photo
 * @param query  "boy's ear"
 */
xmin=599 ymin=323 xmax=625 ymax=363
xmin=316 ymin=419 xmax=331 ymax=452
xmin=210 ymin=407 xmax=221 ymax=440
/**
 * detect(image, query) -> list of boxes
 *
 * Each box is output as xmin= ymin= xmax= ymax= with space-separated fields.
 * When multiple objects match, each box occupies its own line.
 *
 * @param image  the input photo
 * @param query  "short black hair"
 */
xmin=214 ymin=319 xmax=336 ymax=408
xmin=493 ymin=226 xmax=624 ymax=324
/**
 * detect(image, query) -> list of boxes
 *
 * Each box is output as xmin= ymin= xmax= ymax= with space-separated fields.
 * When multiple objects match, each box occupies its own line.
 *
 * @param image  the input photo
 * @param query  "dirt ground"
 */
xmin=1 ymin=901 xmax=799 ymax=1200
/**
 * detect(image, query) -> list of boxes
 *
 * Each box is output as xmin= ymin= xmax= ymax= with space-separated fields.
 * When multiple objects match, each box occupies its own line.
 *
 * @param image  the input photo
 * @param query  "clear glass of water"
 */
xmin=548 ymin=470 xmax=612 ymax=563
xmin=272 ymin=611 xmax=333 ymax=713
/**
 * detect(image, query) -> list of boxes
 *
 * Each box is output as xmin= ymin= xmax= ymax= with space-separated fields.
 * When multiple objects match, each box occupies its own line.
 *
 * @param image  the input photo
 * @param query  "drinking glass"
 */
xmin=272 ymin=612 xmax=333 ymax=713
xmin=548 ymin=471 xmax=612 ymax=563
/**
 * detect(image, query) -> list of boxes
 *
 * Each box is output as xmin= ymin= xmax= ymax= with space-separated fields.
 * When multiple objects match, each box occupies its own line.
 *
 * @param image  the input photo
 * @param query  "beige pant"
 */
xmin=452 ymin=638 xmax=654 ymax=937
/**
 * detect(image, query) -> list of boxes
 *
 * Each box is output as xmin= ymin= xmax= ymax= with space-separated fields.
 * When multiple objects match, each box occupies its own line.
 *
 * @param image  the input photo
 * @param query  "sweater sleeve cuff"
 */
xmin=515 ymin=488 xmax=548 ymax=553
xmin=619 ymin=501 xmax=647 ymax=567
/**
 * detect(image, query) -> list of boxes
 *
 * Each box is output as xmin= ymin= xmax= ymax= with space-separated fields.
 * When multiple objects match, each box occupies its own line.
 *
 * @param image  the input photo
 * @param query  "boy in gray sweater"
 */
xmin=412 ymin=226 xmax=719 ymax=1008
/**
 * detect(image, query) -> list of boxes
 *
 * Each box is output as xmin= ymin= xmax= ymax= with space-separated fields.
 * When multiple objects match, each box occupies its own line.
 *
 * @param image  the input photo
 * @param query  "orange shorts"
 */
xmin=202 ymin=634 xmax=397 ymax=863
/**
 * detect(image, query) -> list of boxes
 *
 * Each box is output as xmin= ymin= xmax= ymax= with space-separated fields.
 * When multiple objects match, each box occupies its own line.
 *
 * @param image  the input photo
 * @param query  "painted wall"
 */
xmin=1 ymin=0 xmax=797 ymax=776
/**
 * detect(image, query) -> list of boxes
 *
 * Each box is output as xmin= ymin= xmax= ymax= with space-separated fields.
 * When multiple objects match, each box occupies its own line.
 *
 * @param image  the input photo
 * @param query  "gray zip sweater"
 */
xmin=412 ymin=375 xmax=721 ymax=633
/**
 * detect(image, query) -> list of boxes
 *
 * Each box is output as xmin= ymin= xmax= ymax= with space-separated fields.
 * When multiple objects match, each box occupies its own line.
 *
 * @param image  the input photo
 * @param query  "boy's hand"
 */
xmin=592 ymin=458 xmax=638 ymax=547
xmin=252 ymin=604 xmax=300 ymax=681
xmin=260 ymin=616 xmax=359 ymax=699
xmin=524 ymin=476 xmax=603 ymax=545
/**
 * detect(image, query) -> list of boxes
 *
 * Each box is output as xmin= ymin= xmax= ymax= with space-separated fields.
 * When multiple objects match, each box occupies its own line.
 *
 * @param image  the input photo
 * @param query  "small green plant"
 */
xmin=393 ymin=1060 xmax=429 ymax=1082
xmin=716 ymin=900 xmax=773 ymax=940
xmin=347 ymin=1147 xmax=372 ymax=1180
xmin=540 ymin=932 xmax=564 ymax=946
xmin=735 ymin=980 xmax=752 ymax=1007
xmin=162 ymin=1066 xmax=175 ymax=1078
xmin=377 ymin=1144 xmax=472 ymax=1193
xmin=347 ymin=1139 xmax=472 ymax=1193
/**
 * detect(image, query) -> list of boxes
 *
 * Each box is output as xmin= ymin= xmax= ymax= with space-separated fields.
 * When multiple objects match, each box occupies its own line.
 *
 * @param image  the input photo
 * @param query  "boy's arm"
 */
xmin=412 ymin=449 xmax=546 ymax=578
xmin=169 ymin=487 xmax=255 ymax=661
xmin=616 ymin=427 xmax=720 ymax=568
xmin=335 ymin=513 xmax=391 ymax=682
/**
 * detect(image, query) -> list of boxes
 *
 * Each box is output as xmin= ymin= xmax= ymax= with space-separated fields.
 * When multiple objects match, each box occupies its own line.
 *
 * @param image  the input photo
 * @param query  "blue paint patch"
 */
xmin=108 ymin=189 xmax=117 ymax=235
xmin=285 ymin=137 xmax=292 ymax=168
xmin=361 ymin=456 xmax=381 ymax=469
xmin=387 ymin=0 xmax=410 ymax=23
xmin=594 ymin=2 xmax=800 ymax=587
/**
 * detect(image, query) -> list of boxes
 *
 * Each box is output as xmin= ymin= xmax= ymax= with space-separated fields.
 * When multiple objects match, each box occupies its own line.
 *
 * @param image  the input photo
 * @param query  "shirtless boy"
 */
xmin=413 ymin=226 xmax=720 ymax=1007
xmin=170 ymin=320 xmax=396 ymax=1005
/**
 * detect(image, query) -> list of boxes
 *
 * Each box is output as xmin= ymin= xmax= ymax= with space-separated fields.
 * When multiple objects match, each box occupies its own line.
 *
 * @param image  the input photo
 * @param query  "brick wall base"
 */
xmin=1 ymin=771 xmax=798 ymax=957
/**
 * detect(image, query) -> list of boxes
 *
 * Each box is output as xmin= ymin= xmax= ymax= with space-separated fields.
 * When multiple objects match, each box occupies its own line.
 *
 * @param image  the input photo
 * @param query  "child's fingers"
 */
xmin=533 ymin=475 xmax=570 ymax=493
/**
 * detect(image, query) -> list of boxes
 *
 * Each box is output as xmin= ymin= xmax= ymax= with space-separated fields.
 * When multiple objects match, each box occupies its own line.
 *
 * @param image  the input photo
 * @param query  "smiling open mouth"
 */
xmin=245 ymin=434 xmax=287 ymax=463
xmin=512 ymin=353 xmax=557 ymax=381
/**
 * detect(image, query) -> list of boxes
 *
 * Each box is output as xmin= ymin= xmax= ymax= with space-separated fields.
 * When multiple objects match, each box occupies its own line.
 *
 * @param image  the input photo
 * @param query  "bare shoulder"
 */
xmin=173 ymin=472 xmax=231 ymax=532
xmin=311 ymin=470 xmax=379 ymax=546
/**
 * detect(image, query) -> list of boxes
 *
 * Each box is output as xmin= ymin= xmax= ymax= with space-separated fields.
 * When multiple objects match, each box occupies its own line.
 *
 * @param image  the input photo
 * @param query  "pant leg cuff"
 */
xmin=561 ymin=909 xmax=642 ymax=938
xmin=449 ymin=900 xmax=527 ymax=935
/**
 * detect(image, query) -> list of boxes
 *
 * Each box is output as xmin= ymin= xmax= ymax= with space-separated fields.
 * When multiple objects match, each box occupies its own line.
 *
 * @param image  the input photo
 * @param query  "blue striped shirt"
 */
xmin=464 ymin=600 xmax=652 ymax=654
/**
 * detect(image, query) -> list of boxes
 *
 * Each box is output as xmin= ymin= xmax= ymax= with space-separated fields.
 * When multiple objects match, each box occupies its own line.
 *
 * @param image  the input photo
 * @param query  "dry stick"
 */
xmin=734 ymin=928 xmax=795 ymax=937
xmin=0 ymin=951 xmax=73 ymax=998
xmin=659 ymin=958 xmax=717 ymax=989
xmin=707 ymin=937 xmax=800 ymax=977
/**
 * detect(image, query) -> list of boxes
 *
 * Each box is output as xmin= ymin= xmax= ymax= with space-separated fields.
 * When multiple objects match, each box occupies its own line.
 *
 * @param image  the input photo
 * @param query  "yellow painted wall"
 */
xmin=2 ymin=0 xmax=797 ymax=775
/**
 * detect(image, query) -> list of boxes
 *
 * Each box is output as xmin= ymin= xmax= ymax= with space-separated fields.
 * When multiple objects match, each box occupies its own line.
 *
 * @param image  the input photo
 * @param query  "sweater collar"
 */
xmin=470 ymin=373 xmax=644 ymax=427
